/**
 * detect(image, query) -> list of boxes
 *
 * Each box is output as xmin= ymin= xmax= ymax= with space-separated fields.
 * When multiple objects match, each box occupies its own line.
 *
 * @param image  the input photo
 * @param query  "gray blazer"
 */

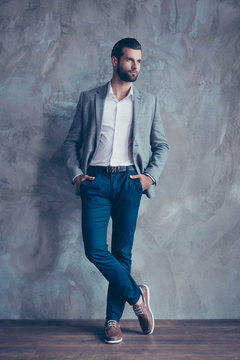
xmin=64 ymin=82 xmax=169 ymax=198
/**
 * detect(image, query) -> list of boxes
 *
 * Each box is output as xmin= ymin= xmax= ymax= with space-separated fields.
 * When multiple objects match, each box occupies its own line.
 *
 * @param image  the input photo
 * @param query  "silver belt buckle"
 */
xmin=106 ymin=166 xmax=122 ymax=173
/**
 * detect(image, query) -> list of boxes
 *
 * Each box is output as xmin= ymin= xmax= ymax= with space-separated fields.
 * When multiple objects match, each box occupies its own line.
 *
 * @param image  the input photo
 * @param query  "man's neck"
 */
xmin=111 ymin=77 xmax=132 ymax=101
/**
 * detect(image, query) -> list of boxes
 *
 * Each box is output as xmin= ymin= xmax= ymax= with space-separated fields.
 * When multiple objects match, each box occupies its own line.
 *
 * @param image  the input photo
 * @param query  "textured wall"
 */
xmin=0 ymin=0 xmax=240 ymax=319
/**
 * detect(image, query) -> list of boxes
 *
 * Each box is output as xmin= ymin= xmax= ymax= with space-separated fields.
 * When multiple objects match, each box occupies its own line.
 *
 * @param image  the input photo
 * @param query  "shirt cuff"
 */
xmin=144 ymin=172 xmax=156 ymax=185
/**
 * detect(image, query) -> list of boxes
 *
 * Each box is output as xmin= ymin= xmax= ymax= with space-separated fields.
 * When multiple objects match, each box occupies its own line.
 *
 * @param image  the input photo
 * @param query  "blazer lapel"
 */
xmin=95 ymin=82 xmax=109 ymax=144
xmin=133 ymin=86 xmax=142 ymax=139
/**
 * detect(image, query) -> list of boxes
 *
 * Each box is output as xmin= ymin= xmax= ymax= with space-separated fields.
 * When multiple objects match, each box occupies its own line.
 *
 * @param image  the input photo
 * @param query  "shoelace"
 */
xmin=133 ymin=305 xmax=144 ymax=316
xmin=106 ymin=320 xmax=117 ymax=328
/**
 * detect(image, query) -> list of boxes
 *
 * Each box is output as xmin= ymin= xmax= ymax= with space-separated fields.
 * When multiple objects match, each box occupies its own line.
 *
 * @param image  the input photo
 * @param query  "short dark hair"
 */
xmin=111 ymin=38 xmax=142 ymax=60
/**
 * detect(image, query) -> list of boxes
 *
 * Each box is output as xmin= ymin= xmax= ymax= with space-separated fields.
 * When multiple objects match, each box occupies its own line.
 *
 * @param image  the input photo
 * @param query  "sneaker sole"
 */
xmin=104 ymin=337 xmax=123 ymax=344
xmin=142 ymin=284 xmax=155 ymax=335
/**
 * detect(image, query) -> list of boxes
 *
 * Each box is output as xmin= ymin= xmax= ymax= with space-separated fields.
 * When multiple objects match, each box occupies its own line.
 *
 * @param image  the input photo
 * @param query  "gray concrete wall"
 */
xmin=0 ymin=0 xmax=239 ymax=319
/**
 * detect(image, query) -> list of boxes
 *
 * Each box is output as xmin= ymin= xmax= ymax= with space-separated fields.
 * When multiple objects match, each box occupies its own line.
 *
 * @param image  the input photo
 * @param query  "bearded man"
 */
xmin=64 ymin=38 xmax=169 ymax=343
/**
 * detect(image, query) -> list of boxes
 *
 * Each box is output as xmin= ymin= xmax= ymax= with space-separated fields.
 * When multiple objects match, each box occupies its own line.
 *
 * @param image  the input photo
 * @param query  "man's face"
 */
xmin=115 ymin=47 xmax=142 ymax=82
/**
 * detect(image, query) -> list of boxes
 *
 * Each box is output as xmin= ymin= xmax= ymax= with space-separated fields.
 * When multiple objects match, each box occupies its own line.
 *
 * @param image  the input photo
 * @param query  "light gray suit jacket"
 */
xmin=64 ymin=82 xmax=169 ymax=198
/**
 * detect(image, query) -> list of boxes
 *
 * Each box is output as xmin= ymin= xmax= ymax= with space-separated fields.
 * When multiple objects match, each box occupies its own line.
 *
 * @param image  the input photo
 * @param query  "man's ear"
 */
xmin=111 ymin=56 xmax=118 ymax=68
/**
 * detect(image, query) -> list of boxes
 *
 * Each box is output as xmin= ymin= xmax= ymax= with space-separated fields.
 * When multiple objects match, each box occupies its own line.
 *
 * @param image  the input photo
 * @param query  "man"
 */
xmin=64 ymin=38 xmax=169 ymax=343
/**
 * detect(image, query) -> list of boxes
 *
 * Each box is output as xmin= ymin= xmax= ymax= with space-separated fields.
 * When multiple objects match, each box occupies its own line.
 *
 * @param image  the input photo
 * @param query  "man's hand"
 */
xmin=74 ymin=174 xmax=95 ymax=191
xmin=129 ymin=174 xmax=153 ymax=191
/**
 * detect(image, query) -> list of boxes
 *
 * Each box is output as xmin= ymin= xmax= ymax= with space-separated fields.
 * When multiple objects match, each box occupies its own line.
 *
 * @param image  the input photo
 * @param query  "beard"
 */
xmin=116 ymin=64 xmax=139 ymax=82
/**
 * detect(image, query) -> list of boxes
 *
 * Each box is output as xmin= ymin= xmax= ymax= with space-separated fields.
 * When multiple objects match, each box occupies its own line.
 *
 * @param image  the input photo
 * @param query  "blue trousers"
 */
xmin=80 ymin=166 xmax=142 ymax=322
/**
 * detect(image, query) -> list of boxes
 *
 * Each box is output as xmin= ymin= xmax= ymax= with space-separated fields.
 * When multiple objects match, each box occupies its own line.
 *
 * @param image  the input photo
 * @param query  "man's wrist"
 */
xmin=72 ymin=174 xmax=84 ymax=185
xmin=144 ymin=172 xmax=156 ymax=185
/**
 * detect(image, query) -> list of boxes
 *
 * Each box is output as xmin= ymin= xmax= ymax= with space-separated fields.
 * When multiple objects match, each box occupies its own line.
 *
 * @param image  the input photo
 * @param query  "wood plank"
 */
xmin=0 ymin=320 xmax=239 ymax=360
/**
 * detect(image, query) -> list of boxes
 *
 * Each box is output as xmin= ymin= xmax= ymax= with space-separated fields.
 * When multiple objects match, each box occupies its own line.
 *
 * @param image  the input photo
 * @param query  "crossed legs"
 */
xmin=80 ymin=169 xmax=142 ymax=321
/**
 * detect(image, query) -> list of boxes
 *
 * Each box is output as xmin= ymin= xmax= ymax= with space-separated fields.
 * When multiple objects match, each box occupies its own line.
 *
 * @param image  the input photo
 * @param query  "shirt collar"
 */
xmin=107 ymin=81 xmax=133 ymax=100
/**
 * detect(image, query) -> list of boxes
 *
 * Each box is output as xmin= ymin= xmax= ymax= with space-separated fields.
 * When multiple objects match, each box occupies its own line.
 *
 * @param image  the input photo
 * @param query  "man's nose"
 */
xmin=132 ymin=62 xmax=137 ymax=70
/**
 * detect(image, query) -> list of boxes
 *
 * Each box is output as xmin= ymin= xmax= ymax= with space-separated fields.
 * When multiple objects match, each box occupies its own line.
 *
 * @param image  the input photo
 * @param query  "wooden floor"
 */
xmin=0 ymin=319 xmax=240 ymax=360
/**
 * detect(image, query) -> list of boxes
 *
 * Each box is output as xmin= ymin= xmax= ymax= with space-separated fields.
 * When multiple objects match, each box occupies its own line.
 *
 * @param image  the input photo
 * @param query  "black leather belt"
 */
xmin=88 ymin=165 xmax=136 ymax=173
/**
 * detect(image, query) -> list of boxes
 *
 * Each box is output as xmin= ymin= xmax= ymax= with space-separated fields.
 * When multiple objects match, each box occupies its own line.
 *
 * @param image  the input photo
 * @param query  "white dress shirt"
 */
xmin=90 ymin=82 xmax=134 ymax=166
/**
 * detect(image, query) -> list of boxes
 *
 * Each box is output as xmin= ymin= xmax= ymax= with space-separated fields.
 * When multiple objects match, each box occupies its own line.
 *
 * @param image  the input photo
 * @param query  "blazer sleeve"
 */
xmin=63 ymin=92 xmax=84 ymax=183
xmin=144 ymin=96 xmax=169 ymax=183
